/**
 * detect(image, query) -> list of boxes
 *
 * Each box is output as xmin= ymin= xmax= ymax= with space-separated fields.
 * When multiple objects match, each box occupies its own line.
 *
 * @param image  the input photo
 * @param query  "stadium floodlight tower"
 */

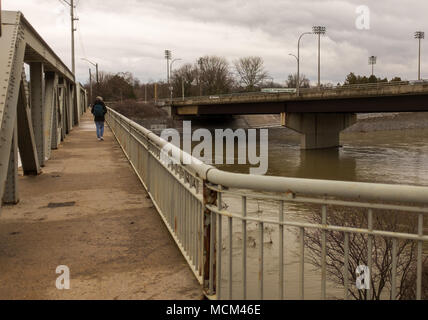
xmin=414 ymin=31 xmax=425 ymax=80
xmin=312 ymin=26 xmax=327 ymax=88
xmin=165 ymin=49 xmax=172 ymax=84
xmin=368 ymin=56 xmax=377 ymax=76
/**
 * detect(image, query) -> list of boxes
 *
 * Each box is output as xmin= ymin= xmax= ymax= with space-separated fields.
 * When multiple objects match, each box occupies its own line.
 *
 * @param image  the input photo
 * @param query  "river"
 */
xmin=209 ymin=120 xmax=428 ymax=300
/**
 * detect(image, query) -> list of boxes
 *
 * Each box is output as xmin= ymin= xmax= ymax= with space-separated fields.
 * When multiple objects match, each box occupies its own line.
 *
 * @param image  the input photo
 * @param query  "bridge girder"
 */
xmin=0 ymin=11 xmax=88 ymax=211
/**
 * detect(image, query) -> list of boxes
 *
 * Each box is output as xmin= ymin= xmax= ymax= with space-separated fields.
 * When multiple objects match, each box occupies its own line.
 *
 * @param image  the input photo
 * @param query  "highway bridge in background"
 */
xmin=166 ymin=82 xmax=428 ymax=149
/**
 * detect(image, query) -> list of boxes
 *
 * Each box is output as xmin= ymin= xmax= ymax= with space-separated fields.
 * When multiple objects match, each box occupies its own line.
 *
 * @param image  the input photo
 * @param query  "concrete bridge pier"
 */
xmin=281 ymin=112 xmax=357 ymax=149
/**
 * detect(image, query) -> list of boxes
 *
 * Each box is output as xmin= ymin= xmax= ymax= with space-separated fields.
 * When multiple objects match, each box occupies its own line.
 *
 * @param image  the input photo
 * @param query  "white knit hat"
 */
xmin=96 ymin=96 xmax=103 ymax=101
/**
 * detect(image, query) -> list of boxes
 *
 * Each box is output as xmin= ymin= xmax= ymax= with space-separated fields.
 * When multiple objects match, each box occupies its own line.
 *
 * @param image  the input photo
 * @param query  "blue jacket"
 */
xmin=91 ymin=100 xmax=107 ymax=122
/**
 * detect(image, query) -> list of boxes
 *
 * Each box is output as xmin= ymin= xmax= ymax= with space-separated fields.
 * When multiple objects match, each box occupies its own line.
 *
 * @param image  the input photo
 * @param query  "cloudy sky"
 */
xmin=3 ymin=0 xmax=427 ymax=85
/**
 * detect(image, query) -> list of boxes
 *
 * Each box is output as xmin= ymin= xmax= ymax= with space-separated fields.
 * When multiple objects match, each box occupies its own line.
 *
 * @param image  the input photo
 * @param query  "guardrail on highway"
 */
xmin=160 ymin=79 xmax=428 ymax=105
xmin=106 ymin=107 xmax=428 ymax=300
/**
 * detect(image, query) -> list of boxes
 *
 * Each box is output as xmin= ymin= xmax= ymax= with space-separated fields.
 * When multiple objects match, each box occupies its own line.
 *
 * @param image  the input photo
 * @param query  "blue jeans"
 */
xmin=95 ymin=121 xmax=104 ymax=138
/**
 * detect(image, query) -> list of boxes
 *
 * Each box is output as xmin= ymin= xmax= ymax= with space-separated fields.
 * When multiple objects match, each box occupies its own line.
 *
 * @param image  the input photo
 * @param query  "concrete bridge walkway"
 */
xmin=0 ymin=111 xmax=202 ymax=299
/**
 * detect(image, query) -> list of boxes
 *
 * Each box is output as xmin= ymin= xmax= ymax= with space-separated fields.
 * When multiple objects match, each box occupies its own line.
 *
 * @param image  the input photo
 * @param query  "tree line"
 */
xmin=85 ymin=56 xmax=311 ymax=101
xmin=84 ymin=56 xmax=406 ymax=102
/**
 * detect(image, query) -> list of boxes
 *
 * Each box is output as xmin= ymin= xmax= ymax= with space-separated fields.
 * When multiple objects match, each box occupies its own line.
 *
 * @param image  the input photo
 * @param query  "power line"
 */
xmin=58 ymin=0 xmax=71 ymax=6
xmin=74 ymin=5 xmax=87 ymax=59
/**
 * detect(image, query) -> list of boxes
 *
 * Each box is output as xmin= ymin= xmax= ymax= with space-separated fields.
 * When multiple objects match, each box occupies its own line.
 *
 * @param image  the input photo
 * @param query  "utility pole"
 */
xmin=0 ymin=0 xmax=3 ymax=38
xmin=70 ymin=0 xmax=78 ymax=74
xmin=61 ymin=0 xmax=78 ymax=74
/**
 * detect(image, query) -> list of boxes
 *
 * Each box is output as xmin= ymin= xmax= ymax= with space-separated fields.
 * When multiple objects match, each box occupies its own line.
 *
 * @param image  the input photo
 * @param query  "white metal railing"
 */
xmin=106 ymin=107 xmax=428 ymax=300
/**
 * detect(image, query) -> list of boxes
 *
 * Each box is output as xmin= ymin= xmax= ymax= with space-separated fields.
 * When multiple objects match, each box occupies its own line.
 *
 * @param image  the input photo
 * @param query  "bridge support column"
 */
xmin=281 ymin=113 xmax=356 ymax=149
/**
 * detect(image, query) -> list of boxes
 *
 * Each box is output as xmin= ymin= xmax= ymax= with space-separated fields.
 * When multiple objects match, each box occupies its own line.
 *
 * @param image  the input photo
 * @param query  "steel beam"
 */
xmin=51 ymin=85 xmax=60 ymax=150
xmin=0 ymin=13 xmax=25 ymax=208
xmin=0 ymin=11 xmax=87 ymax=210
xmin=2 ymin=121 xmax=19 ymax=204
xmin=3 ymin=11 xmax=74 ymax=82
xmin=17 ymin=72 xmax=41 ymax=175
xmin=30 ymin=62 xmax=45 ymax=166
xmin=44 ymin=71 xmax=58 ymax=160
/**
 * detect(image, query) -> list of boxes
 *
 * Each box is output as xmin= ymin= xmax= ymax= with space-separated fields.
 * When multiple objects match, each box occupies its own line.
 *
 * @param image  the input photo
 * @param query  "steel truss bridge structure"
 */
xmin=0 ymin=11 xmax=87 ymax=208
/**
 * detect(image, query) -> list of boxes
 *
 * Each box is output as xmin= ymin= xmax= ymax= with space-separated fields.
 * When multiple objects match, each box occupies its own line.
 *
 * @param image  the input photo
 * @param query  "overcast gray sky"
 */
xmin=3 ymin=0 xmax=428 ymax=85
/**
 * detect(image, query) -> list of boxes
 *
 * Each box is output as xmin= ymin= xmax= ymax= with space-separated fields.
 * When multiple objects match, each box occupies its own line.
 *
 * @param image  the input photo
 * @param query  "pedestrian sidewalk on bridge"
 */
xmin=0 ymin=112 xmax=202 ymax=300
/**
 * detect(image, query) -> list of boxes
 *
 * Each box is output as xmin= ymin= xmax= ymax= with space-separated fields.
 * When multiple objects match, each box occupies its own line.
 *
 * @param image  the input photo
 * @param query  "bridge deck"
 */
xmin=0 ymin=112 xmax=202 ymax=299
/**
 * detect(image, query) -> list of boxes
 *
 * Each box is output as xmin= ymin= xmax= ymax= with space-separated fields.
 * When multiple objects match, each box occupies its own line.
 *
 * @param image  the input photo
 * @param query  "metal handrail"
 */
xmin=106 ymin=106 xmax=428 ymax=300
xmin=107 ymin=106 xmax=428 ymax=204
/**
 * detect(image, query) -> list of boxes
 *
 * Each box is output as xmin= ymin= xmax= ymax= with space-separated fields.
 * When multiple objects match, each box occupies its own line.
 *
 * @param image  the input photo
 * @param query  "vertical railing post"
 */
xmin=202 ymin=182 xmax=217 ymax=297
xmin=367 ymin=209 xmax=373 ymax=300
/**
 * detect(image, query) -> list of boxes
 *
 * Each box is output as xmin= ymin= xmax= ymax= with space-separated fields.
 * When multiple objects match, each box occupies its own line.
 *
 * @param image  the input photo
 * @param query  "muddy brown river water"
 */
xmin=212 ymin=124 xmax=428 ymax=300
xmin=140 ymin=112 xmax=428 ymax=299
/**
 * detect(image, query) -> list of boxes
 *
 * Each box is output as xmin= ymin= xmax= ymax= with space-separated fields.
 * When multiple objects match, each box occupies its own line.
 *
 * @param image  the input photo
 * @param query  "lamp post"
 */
xmin=415 ymin=31 xmax=425 ymax=80
xmin=198 ymin=58 xmax=204 ymax=96
xmin=169 ymin=58 xmax=182 ymax=102
xmin=88 ymin=68 xmax=93 ymax=103
xmin=368 ymin=56 xmax=377 ymax=76
xmin=82 ymin=58 xmax=99 ymax=100
xmin=293 ymin=32 xmax=312 ymax=96
xmin=81 ymin=58 xmax=99 ymax=83
xmin=288 ymin=53 xmax=298 ymax=89
xmin=312 ymin=26 xmax=327 ymax=88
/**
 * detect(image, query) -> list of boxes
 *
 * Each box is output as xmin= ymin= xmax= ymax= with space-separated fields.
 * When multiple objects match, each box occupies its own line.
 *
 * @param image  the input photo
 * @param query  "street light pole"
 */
xmin=288 ymin=53 xmax=298 ymax=88
xmin=415 ymin=31 xmax=425 ymax=80
xmin=169 ymin=58 xmax=182 ymax=102
xmin=88 ymin=68 xmax=92 ymax=103
xmin=182 ymin=78 xmax=185 ymax=101
xmin=295 ymin=32 xmax=312 ymax=96
xmin=198 ymin=58 xmax=203 ymax=96
xmin=81 ymin=58 xmax=99 ymax=83
xmin=312 ymin=26 xmax=326 ymax=88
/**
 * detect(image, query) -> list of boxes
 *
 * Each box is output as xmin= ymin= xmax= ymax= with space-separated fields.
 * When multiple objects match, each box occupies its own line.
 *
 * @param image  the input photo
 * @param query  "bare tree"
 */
xmin=286 ymin=73 xmax=310 ymax=88
xmin=171 ymin=63 xmax=198 ymax=98
xmin=304 ymin=207 xmax=423 ymax=300
xmin=233 ymin=56 xmax=269 ymax=91
xmin=198 ymin=55 xmax=234 ymax=95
